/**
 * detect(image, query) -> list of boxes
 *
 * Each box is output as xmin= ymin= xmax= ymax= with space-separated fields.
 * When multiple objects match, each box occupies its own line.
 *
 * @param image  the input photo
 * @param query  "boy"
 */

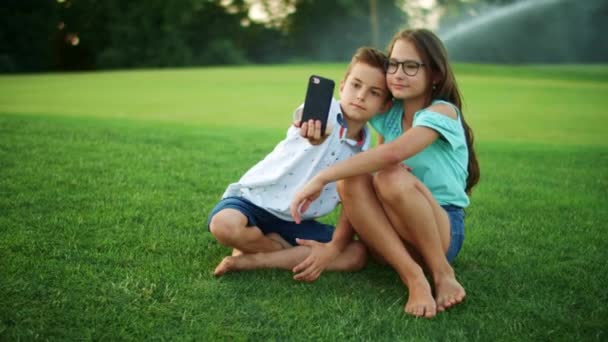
xmin=207 ymin=47 xmax=391 ymax=281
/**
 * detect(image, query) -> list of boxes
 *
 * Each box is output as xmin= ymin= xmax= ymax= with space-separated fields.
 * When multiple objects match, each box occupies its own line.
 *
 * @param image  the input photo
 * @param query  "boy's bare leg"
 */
xmin=209 ymin=209 xmax=285 ymax=253
xmin=337 ymin=174 xmax=437 ymax=318
xmin=266 ymin=233 xmax=293 ymax=249
xmin=231 ymin=234 xmax=290 ymax=257
xmin=214 ymin=240 xmax=366 ymax=277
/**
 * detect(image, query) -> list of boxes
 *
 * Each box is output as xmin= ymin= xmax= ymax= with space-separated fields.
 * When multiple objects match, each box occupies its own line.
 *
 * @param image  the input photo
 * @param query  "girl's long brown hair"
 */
xmin=387 ymin=28 xmax=480 ymax=194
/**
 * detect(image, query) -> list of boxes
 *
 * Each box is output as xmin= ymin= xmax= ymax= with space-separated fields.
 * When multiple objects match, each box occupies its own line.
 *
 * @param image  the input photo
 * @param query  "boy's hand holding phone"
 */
xmin=293 ymin=119 xmax=332 ymax=145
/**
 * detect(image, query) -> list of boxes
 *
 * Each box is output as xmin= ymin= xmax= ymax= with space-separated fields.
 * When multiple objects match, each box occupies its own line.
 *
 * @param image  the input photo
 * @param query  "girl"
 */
xmin=290 ymin=28 xmax=480 ymax=318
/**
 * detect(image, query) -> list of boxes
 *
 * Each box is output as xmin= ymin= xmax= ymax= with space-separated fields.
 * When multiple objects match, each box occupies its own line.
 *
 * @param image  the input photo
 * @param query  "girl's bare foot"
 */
xmin=214 ymin=256 xmax=238 ymax=277
xmin=404 ymin=278 xmax=437 ymax=318
xmin=435 ymin=275 xmax=466 ymax=311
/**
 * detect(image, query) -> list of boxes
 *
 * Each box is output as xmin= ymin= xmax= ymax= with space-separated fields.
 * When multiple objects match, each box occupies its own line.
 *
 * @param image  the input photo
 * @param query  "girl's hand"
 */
xmin=290 ymin=177 xmax=325 ymax=223
xmin=294 ymin=119 xmax=330 ymax=145
xmin=292 ymin=239 xmax=340 ymax=282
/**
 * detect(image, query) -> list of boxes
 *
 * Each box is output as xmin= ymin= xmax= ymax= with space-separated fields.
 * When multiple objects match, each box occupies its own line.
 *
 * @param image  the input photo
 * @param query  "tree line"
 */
xmin=2 ymin=0 xmax=604 ymax=73
xmin=0 ymin=0 xmax=407 ymax=72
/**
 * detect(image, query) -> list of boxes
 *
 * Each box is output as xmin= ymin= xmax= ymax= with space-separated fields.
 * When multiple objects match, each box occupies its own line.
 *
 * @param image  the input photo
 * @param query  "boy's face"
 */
xmin=339 ymin=62 xmax=389 ymax=123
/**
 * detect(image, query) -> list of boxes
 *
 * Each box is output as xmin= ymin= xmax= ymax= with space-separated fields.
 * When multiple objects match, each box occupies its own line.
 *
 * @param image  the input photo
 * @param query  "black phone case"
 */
xmin=301 ymin=75 xmax=335 ymax=136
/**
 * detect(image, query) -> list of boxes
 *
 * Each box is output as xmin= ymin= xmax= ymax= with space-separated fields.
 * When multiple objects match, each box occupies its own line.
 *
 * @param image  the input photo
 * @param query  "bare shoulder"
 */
xmin=426 ymin=103 xmax=458 ymax=120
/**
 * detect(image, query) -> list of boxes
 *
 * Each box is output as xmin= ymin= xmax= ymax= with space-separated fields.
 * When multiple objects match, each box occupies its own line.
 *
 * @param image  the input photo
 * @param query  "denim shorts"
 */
xmin=442 ymin=205 xmax=465 ymax=263
xmin=206 ymin=197 xmax=334 ymax=246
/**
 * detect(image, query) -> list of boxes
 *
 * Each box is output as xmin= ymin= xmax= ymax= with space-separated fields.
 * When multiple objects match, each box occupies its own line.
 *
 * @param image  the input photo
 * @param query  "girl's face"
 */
xmin=386 ymin=38 xmax=430 ymax=101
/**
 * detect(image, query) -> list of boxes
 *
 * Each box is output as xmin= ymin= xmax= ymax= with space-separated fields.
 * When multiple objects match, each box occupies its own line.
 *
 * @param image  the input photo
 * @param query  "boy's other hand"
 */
xmin=293 ymin=119 xmax=331 ymax=145
xmin=292 ymin=239 xmax=339 ymax=282
xmin=290 ymin=178 xmax=324 ymax=224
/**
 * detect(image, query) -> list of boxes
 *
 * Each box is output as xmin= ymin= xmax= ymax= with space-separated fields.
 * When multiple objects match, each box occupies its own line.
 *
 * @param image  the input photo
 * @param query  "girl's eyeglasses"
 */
xmin=386 ymin=60 xmax=426 ymax=76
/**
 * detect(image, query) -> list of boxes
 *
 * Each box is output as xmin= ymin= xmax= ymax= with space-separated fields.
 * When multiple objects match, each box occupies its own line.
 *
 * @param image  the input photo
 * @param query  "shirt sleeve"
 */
xmin=413 ymin=110 xmax=463 ymax=150
xmin=292 ymin=104 xmax=304 ymax=121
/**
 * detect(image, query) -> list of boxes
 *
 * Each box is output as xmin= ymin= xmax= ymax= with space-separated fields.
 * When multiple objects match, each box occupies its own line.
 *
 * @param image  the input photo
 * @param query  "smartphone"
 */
xmin=301 ymin=75 xmax=335 ymax=136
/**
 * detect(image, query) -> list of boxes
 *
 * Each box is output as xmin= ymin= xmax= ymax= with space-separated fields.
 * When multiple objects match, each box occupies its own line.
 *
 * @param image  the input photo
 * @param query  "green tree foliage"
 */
xmin=1 ymin=0 xmax=292 ymax=72
xmin=1 ymin=0 xmax=407 ymax=72
xmin=67 ymin=0 xmax=255 ymax=69
xmin=4 ymin=0 xmax=603 ymax=71
xmin=283 ymin=0 xmax=407 ymax=61
xmin=0 ymin=0 xmax=60 ymax=72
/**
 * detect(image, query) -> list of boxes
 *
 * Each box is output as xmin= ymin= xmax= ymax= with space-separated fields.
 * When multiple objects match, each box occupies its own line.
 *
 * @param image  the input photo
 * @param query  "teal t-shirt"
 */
xmin=370 ymin=100 xmax=470 ymax=207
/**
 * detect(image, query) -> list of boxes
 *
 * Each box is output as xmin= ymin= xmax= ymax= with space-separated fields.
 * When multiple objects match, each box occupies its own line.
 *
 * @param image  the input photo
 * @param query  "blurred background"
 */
xmin=1 ymin=0 xmax=607 ymax=73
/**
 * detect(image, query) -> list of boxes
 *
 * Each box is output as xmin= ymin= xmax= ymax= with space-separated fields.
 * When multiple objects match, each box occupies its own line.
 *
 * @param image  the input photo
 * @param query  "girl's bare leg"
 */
xmin=373 ymin=166 xmax=465 ymax=311
xmin=214 ymin=239 xmax=367 ymax=277
xmin=337 ymin=174 xmax=437 ymax=318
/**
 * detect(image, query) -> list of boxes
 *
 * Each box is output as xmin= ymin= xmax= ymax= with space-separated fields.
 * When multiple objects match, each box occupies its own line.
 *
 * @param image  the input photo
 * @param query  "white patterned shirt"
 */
xmin=222 ymin=98 xmax=371 ymax=221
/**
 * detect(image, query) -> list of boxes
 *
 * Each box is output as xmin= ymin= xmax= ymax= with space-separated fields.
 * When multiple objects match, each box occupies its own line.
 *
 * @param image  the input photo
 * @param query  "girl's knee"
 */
xmin=373 ymin=166 xmax=417 ymax=201
xmin=337 ymin=174 xmax=373 ymax=201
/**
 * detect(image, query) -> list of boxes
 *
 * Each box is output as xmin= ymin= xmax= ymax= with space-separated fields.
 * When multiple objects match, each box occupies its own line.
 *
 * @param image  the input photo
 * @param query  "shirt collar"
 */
xmin=336 ymin=112 xmax=365 ymax=148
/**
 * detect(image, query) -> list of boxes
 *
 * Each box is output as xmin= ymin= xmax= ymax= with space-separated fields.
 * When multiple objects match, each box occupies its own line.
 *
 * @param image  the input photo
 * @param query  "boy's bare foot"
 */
xmin=435 ymin=275 xmax=466 ymax=311
xmin=404 ymin=278 xmax=437 ymax=318
xmin=266 ymin=233 xmax=292 ymax=249
xmin=214 ymin=256 xmax=238 ymax=277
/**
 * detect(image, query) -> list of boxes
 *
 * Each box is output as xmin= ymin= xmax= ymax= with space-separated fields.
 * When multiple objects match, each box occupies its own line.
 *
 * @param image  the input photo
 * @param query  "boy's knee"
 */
xmin=209 ymin=211 xmax=242 ymax=244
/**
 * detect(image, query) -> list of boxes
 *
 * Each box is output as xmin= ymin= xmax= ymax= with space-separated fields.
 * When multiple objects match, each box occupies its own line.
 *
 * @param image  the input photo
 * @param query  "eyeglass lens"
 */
xmin=387 ymin=61 xmax=423 ymax=76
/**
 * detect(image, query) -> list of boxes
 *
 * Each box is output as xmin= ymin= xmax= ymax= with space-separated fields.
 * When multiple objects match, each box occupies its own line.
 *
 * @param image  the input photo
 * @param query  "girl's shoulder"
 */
xmin=422 ymin=100 xmax=459 ymax=120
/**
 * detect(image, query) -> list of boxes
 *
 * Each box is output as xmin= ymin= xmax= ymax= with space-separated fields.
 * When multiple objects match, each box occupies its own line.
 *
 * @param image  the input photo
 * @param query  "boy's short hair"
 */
xmin=344 ymin=47 xmax=390 ymax=100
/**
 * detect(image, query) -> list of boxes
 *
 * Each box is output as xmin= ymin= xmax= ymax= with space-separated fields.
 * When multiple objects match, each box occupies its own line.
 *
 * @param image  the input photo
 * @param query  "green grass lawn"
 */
xmin=1 ymin=64 xmax=607 ymax=340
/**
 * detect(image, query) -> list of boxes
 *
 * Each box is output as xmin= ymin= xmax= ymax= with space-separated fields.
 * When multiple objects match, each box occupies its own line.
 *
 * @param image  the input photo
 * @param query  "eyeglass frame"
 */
xmin=385 ymin=59 xmax=426 ymax=76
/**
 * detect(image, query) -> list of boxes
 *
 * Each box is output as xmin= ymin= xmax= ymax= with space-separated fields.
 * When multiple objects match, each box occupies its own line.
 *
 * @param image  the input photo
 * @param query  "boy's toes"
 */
xmin=213 ymin=257 xmax=234 ymax=277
